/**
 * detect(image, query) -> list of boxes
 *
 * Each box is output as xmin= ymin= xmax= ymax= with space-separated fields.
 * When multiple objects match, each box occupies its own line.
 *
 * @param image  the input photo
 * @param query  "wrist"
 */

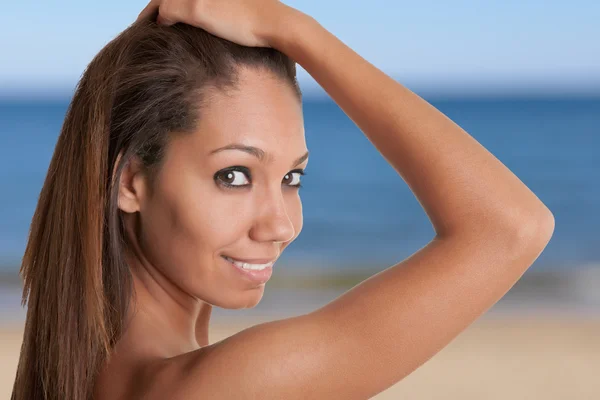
xmin=264 ymin=4 xmax=314 ymax=53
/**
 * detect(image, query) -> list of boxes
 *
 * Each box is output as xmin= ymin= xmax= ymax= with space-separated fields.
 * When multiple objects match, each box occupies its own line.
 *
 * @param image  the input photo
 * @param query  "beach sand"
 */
xmin=2 ymin=314 xmax=599 ymax=399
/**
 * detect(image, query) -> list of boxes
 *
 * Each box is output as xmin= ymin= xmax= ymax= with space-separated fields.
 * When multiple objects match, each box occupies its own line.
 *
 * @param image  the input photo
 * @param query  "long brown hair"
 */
xmin=12 ymin=19 xmax=301 ymax=400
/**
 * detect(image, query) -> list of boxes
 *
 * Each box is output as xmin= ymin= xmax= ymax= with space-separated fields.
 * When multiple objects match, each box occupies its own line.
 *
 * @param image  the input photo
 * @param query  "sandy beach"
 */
xmin=2 ymin=313 xmax=599 ymax=399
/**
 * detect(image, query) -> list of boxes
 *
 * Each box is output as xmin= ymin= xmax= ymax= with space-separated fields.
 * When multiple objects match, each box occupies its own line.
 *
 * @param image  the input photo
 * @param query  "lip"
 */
xmin=222 ymin=255 xmax=274 ymax=284
xmin=222 ymin=255 xmax=278 ymax=264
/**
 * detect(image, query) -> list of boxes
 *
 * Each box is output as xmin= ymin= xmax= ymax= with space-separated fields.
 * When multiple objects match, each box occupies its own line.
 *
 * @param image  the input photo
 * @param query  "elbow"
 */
xmin=510 ymin=207 xmax=555 ymax=253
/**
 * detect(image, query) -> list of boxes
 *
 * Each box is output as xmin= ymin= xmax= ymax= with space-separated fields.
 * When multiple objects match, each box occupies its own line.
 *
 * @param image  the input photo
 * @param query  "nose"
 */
xmin=249 ymin=189 xmax=296 ymax=244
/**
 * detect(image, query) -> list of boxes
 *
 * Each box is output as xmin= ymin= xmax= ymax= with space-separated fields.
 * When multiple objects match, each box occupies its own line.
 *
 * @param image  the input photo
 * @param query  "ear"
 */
xmin=115 ymin=152 xmax=147 ymax=214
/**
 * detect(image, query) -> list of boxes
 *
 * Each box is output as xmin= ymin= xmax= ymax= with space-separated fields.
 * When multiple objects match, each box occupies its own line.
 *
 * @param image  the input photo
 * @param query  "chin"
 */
xmin=201 ymin=287 xmax=265 ymax=310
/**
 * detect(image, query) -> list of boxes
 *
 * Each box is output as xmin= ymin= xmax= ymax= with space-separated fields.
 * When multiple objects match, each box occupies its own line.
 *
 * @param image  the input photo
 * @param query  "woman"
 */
xmin=11 ymin=0 xmax=555 ymax=399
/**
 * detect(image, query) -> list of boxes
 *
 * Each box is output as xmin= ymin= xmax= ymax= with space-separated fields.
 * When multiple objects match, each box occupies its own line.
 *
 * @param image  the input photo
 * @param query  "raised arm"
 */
xmin=267 ymin=8 xmax=553 ymax=239
xmin=141 ymin=2 xmax=555 ymax=399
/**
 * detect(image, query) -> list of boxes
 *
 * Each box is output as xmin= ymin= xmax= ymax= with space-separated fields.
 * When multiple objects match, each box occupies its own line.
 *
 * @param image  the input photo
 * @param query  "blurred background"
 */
xmin=1 ymin=1 xmax=599 ymax=398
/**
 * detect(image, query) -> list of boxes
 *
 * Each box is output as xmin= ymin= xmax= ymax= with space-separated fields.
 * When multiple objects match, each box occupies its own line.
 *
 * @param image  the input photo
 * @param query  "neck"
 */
xmin=118 ymin=221 xmax=213 ymax=359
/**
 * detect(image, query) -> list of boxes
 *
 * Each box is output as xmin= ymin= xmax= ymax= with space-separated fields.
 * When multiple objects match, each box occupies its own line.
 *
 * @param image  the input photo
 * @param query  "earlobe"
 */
xmin=116 ymin=155 xmax=145 ymax=214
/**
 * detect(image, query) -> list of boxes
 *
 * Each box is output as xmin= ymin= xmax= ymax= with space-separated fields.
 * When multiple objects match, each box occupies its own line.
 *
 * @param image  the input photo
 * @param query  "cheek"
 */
xmin=137 ymin=183 xmax=222 ymax=283
xmin=139 ymin=181 xmax=248 ymax=270
xmin=294 ymin=199 xmax=303 ymax=234
xmin=286 ymin=194 xmax=304 ymax=242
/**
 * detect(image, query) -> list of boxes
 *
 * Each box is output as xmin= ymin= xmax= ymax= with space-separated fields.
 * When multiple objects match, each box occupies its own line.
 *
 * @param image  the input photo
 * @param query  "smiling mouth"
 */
xmin=221 ymin=255 xmax=276 ymax=270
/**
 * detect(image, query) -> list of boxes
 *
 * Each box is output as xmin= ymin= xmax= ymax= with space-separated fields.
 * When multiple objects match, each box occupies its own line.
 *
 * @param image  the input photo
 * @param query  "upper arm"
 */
xmin=170 ymin=220 xmax=553 ymax=399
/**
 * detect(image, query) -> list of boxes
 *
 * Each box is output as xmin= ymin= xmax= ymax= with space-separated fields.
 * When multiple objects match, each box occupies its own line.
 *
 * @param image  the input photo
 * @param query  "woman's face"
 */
xmin=121 ymin=67 xmax=307 ymax=309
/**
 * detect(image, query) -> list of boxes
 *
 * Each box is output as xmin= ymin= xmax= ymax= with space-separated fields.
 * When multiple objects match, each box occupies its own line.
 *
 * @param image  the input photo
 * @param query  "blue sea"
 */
xmin=1 ymin=93 xmax=599 ymax=277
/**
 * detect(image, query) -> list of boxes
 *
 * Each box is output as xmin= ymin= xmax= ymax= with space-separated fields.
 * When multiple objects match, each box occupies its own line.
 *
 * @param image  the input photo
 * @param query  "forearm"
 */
xmin=269 ymin=7 xmax=553 ymax=240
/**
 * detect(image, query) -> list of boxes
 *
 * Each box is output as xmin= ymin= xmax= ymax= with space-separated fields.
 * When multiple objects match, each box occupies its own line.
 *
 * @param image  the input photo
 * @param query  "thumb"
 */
xmin=157 ymin=13 xmax=175 ymax=26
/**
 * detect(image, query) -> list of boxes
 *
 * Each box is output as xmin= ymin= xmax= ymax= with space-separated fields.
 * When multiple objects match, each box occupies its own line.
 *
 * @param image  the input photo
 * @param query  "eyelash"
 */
xmin=214 ymin=166 xmax=306 ymax=190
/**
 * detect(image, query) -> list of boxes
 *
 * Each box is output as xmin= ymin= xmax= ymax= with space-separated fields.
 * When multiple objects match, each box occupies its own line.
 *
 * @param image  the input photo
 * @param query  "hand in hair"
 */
xmin=137 ymin=0 xmax=297 ymax=48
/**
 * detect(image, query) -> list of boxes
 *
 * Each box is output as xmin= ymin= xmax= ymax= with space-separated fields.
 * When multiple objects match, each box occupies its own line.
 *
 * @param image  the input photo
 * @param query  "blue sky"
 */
xmin=2 ymin=0 xmax=599 ymax=96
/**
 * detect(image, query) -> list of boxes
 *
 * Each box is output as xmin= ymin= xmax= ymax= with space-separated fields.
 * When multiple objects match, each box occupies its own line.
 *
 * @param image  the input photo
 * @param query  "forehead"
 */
xmin=183 ymin=68 xmax=306 ymax=158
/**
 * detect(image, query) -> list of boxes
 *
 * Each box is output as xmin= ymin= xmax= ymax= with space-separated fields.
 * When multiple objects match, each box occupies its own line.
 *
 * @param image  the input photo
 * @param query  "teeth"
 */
xmin=224 ymin=256 xmax=273 ymax=270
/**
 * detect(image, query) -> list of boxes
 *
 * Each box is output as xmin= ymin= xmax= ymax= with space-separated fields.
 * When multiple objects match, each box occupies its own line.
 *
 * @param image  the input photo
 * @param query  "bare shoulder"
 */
xmin=140 ymin=313 xmax=332 ymax=399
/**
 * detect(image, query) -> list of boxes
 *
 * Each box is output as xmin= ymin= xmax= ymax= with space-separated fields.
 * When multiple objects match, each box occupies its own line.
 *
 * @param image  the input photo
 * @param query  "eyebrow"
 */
xmin=209 ymin=144 xmax=309 ymax=168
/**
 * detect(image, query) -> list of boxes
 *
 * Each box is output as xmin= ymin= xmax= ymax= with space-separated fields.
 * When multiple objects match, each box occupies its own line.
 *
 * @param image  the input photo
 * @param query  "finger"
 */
xmin=156 ymin=14 xmax=176 ymax=26
xmin=156 ymin=0 xmax=189 ymax=26
xmin=137 ymin=0 xmax=160 ymax=22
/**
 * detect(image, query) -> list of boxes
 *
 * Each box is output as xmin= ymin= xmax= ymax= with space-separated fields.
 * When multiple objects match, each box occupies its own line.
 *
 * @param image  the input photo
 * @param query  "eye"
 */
xmin=283 ymin=169 xmax=305 ymax=188
xmin=214 ymin=166 xmax=306 ymax=190
xmin=214 ymin=167 xmax=251 ymax=188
